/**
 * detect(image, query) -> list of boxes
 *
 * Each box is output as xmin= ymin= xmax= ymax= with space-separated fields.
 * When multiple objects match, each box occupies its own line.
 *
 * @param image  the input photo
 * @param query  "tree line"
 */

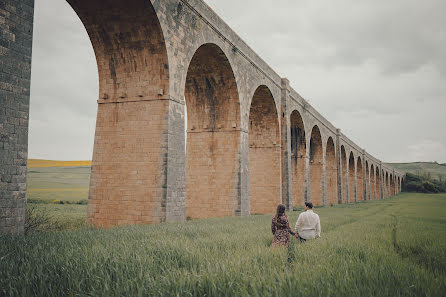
xmin=402 ymin=172 xmax=446 ymax=193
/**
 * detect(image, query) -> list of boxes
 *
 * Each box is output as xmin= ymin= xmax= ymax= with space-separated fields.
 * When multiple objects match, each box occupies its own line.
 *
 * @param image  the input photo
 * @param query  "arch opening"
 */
xmin=341 ymin=146 xmax=347 ymax=204
xmin=390 ymin=174 xmax=395 ymax=196
xmin=309 ymin=126 xmax=323 ymax=205
xmin=249 ymin=86 xmax=280 ymax=214
xmin=290 ymin=110 xmax=306 ymax=207
xmin=69 ymin=0 xmax=171 ymax=226
xmin=185 ymin=43 xmax=241 ymax=219
xmin=348 ymin=152 xmax=355 ymax=203
xmin=370 ymin=164 xmax=375 ymax=200
xmin=365 ymin=161 xmax=370 ymax=200
xmin=357 ymin=157 xmax=364 ymax=201
xmin=326 ymin=137 xmax=337 ymax=205
xmin=376 ymin=167 xmax=381 ymax=199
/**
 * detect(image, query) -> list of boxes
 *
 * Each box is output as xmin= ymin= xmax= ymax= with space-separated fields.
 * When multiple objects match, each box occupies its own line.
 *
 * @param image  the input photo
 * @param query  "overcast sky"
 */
xmin=29 ymin=0 xmax=446 ymax=163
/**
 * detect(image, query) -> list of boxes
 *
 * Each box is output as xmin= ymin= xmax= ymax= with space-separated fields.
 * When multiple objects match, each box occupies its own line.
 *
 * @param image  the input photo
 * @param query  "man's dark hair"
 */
xmin=305 ymin=201 xmax=313 ymax=209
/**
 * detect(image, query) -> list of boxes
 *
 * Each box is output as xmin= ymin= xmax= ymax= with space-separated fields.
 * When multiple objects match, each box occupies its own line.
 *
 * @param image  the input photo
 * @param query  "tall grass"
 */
xmin=1 ymin=193 xmax=445 ymax=296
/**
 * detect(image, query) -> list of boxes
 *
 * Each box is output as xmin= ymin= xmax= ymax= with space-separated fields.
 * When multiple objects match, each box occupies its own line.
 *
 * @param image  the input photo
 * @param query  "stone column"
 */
xmin=165 ymin=99 xmax=186 ymax=222
xmin=0 ymin=0 xmax=34 ymax=235
xmin=280 ymin=78 xmax=291 ymax=210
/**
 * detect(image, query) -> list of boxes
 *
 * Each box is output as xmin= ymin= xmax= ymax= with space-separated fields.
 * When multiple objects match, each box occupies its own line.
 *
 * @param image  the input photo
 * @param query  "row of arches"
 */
xmin=65 ymin=0 xmax=403 ymax=226
xmin=288 ymin=111 xmax=402 ymax=207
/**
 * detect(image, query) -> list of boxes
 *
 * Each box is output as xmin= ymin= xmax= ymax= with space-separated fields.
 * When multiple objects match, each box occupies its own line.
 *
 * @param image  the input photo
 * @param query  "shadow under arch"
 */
xmin=365 ymin=160 xmax=369 ymax=200
xmin=340 ymin=145 xmax=347 ymax=203
xmin=309 ymin=125 xmax=323 ymax=205
xmin=376 ymin=167 xmax=381 ymax=199
xmin=248 ymin=85 xmax=280 ymax=214
xmin=290 ymin=110 xmax=306 ymax=207
xmin=184 ymin=43 xmax=241 ymax=219
xmin=390 ymin=174 xmax=395 ymax=196
xmin=370 ymin=164 xmax=375 ymax=199
xmin=348 ymin=152 xmax=355 ymax=202
xmin=68 ymin=0 xmax=171 ymax=227
xmin=326 ymin=137 xmax=337 ymax=205
xmin=357 ymin=156 xmax=364 ymax=200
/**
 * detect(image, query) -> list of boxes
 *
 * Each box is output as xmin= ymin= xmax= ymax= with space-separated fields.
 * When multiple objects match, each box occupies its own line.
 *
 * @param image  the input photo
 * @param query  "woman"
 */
xmin=271 ymin=204 xmax=296 ymax=248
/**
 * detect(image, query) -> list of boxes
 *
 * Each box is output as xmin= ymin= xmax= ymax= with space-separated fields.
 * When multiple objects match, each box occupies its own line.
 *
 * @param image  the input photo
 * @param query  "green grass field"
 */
xmin=386 ymin=162 xmax=446 ymax=181
xmin=1 ymin=193 xmax=445 ymax=296
xmin=27 ymin=166 xmax=90 ymax=203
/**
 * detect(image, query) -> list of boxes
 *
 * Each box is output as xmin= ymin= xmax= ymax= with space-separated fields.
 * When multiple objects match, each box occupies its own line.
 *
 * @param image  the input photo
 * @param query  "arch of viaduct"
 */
xmin=0 ymin=0 xmax=404 ymax=233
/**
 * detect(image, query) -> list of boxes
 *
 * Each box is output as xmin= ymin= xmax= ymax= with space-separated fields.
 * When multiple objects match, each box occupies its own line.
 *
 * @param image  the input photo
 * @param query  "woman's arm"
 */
xmin=271 ymin=219 xmax=276 ymax=235
xmin=285 ymin=216 xmax=296 ymax=235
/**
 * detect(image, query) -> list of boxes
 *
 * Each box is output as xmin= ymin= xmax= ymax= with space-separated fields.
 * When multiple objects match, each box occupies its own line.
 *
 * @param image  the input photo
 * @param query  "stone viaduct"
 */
xmin=0 ymin=0 xmax=404 ymax=233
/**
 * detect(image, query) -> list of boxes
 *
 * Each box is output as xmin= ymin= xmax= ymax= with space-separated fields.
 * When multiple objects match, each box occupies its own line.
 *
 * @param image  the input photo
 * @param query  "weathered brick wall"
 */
xmin=290 ymin=110 xmax=306 ymax=206
xmin=249 ymin=86 xmax=281 ymax=214
xmin=184 ymin=44 xmax=241 ymax=219
xmin=356 ymin=157 xmax=365 ymax=200
xmin=375 ymin=168 xmax=381 ymax=199
xmin=348 ymin=153 xmax=356 ymax=202
xmin=370 ymin=165 xmax=375 ymax=199
xmin=0 ymin=0 xmax=34 ymax=235
xmin=308 ymin=126 xmax=323 ymax=206
xmin=340 ymin=146 xmax=347 ymax=203
xmin=325 ymin=137 xmax=337 ymax=205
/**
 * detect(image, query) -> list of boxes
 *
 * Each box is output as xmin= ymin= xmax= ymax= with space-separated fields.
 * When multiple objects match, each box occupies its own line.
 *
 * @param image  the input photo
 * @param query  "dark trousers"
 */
xmin=298 ymin=236 xmax=306 ymax=243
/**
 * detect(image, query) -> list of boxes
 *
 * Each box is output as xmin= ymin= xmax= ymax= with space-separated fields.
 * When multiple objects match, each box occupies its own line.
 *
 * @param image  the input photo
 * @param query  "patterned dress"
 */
xmin=271 ymin=214 xmax=295 ymax=248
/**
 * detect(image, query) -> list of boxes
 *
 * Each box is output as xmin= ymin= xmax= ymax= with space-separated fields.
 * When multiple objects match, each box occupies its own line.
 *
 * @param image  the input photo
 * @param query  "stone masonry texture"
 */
xmin=0 ymin=0 xmax=34 ymax=235
xmin=0 ymin=0 xmax=405 ymax=232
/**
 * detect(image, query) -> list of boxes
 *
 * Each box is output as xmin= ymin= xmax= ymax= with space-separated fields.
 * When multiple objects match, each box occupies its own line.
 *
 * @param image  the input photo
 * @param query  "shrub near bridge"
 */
xmin=1 ymin=193 xmax=445 ymax=297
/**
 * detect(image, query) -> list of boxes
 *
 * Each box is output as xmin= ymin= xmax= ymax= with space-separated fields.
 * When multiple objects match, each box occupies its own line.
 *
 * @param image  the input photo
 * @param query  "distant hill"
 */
xmin=385 ymin=162 xmax=446 ymax=181
xmin=28 ymin=159 xmax=92 ymax=168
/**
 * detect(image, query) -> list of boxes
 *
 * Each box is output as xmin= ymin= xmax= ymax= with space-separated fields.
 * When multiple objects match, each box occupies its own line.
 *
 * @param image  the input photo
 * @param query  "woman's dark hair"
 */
xmin=275 ymin=204 xmax=286 ymax=218
xmin=272 ymin=204 xmax=287 ymax=228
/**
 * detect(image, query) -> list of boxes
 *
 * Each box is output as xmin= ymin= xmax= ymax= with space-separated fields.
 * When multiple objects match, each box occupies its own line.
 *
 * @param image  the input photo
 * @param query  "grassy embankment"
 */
xmin=2 ymin=193 xmax=445 ymax=297
xmin=27 ymin=159 xmax=91 ymax=204
xmin=386 ymin=161 xmax=446 ymax=181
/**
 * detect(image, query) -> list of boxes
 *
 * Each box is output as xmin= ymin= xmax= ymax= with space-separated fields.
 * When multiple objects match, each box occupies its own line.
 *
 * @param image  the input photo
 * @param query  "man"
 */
xmin=294 ymin=201 xmax=321 ymax=242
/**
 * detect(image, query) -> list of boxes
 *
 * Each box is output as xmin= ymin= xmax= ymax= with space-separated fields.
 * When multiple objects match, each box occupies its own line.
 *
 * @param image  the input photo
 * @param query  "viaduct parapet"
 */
xmin=0 ymin=0 xmax=404 ymax=233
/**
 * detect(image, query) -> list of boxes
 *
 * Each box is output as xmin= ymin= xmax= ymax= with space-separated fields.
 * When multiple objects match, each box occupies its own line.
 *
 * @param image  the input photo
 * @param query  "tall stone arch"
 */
xmin=390 ymin=174 xmax=395 ymax=196
xmin=325 ymin=137 xmax=338 ymax=205
xmin=340 ymin=145 xmax=347 ymax=203
xmin=365 ymin=160 xmax=370 ymax=200
xmin=376 ymin=167 xmax=381 ymax=199
xmin=348 ymin=151 xmax=356 ymax=202
xmin=356 ymin=156 xmax=364 ymax=200
xmin=248 ymin=85 xmax=280 ymax=214
xmin=370 ymin=164 xmax=375 ymax=199
xmin=68 ymin=0 xmax=175 ymax=227
xmin=185 ymin=43 xmax=241 ymax=219
xmin=290 ymin=110 xmax=306 ymax=207
xmin=308 ymin=125 xmax=323 ymax=205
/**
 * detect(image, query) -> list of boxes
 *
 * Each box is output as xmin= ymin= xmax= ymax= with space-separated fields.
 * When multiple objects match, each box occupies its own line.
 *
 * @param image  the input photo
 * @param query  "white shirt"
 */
xmin=295 ymin=209 xmax=321 ymax=240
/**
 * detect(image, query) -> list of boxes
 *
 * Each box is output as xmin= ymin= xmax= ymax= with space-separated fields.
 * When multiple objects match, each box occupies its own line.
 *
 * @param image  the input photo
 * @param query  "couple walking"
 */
xmin=271 ymin=202 xmax=321 ymax=248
